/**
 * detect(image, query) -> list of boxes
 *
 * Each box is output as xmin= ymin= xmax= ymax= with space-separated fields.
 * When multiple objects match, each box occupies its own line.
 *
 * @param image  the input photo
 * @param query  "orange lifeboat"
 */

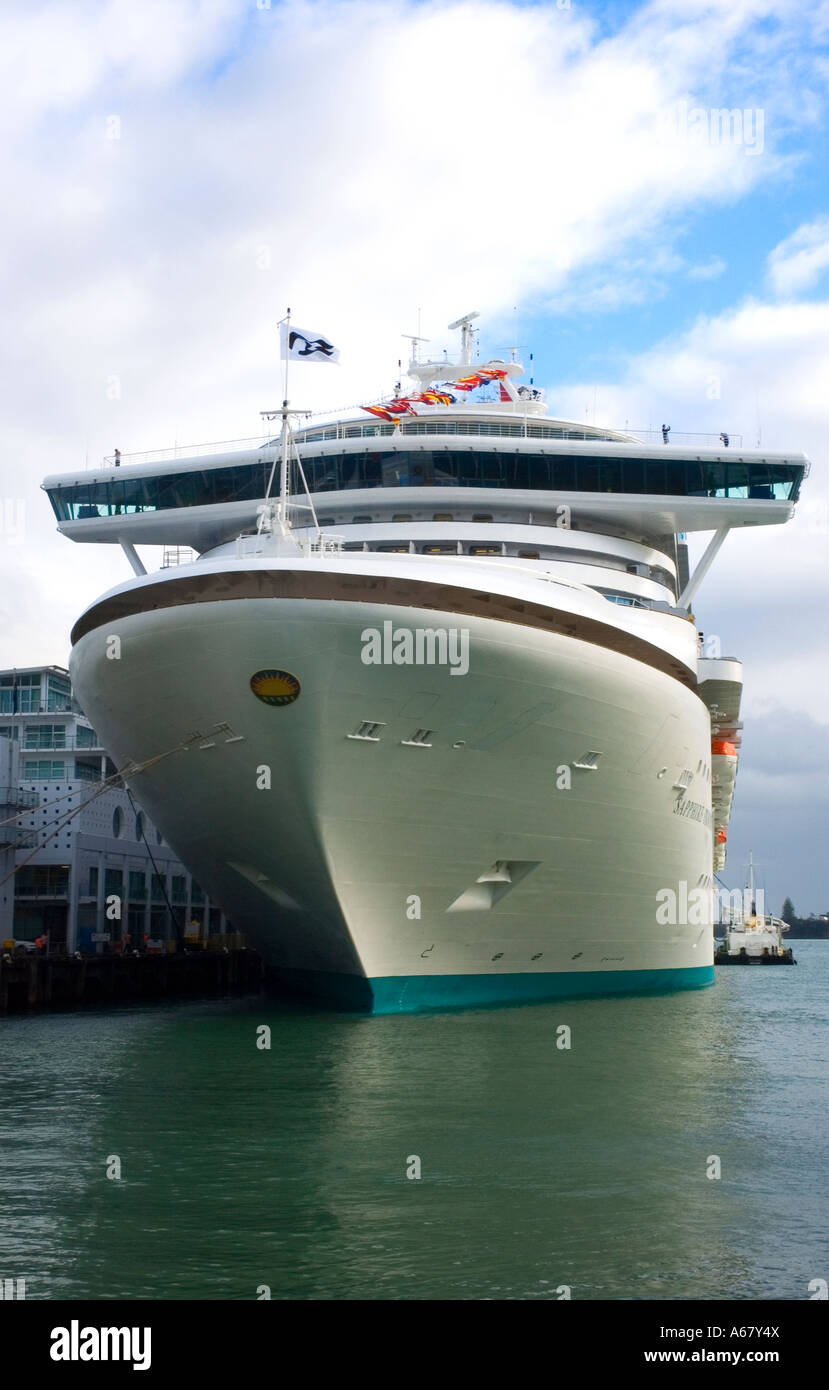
xmin=716 ymin=828 xmax=727 ymax=844
xmin=711 ymin=740 xmax=737 ymax=756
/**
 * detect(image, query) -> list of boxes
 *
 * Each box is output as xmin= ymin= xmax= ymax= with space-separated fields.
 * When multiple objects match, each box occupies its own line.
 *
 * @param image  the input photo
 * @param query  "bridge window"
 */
xmin=45 ymin=451 xmax=806 ymax=523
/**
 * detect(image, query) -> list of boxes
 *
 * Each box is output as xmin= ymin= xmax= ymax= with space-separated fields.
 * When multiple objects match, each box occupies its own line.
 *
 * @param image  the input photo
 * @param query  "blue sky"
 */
xmin=0 ymin=0 xmax=828 ymax=910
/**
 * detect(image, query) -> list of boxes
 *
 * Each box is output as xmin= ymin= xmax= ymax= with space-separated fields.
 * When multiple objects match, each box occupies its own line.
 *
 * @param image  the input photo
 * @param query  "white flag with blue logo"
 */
xmin=280 ymin=323 xmax=340 ymax=364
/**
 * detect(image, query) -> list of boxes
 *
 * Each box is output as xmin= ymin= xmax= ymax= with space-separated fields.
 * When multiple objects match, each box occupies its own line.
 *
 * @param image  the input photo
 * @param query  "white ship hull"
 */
xmin=69 ymin=560 xmax=715 ymax=1011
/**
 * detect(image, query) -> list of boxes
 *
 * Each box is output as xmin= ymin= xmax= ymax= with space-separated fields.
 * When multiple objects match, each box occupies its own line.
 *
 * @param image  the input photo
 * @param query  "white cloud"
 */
xmin=687 ymin=255 xmax=727 ymax=280
xmin=767 ymin=216 xmax=829 ymax=295
xmin=0 ymin=0 xmax=242 ymax=123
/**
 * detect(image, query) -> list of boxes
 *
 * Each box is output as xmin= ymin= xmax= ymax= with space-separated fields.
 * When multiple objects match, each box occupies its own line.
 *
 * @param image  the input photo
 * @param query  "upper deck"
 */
xmin=42 ymin=309 xmax=809 ymax=556
xmin=42 ymin=415 xmax=807 ymax=553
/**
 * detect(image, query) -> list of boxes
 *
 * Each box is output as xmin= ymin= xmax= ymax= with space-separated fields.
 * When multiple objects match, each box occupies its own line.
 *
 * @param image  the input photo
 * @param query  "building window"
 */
xmin=14 ymin=865 xmax=70 ymax=897
xmin=150 ymin=907 xmax=170 ymax=938
xmin=87 ymin=866 xmax=99 ymax=898
xmin=104 ymin=867 xmax=123 ymax=898
xmin=156 ymin=831 xmax=163 ymax=846
xmin=112 ymin=806 xmax=123 ymax=838
xmin=171 ymin=875 xmax=187 ymax=904
xmin=17 ymin=675 xmax=41 ymax=714
xmin=128 ymin=870 xmax=146 ymax=901
xmin=134 ymin=812 xmax=145 ymax=841
xmin=191 ymin=882 xmax=205 ymax=905
xmin=23 ymin=760 xmax=65 ymax=779
xmin=127 ymin=906 xmax=144 ymax=939
xmin=75 ymin=725 xmax=97 ymax=747
xmin=151 ymin=872 xmax=166 ymax=903
xmin=73 ymin=760 xmax=99 ymax=781
xmin=46 ymin=675 xmax=71 ymax=712
xmin=23 ymin=724 xmax=66 ymax=750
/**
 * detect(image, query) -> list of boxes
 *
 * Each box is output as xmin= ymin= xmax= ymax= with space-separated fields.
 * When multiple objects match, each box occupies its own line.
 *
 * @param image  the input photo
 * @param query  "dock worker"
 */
xmin=719 ymin=432 xmax=729 ymax=447
xmin=661 ymin=423 xmax=671 ymax=444
xmin=114 ymin=448 xmax=121 ymax=466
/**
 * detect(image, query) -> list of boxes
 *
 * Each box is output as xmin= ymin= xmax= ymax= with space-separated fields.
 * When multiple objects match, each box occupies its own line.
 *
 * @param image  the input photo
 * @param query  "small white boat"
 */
xmin=715 ymin=853 xmax=796 ymax=964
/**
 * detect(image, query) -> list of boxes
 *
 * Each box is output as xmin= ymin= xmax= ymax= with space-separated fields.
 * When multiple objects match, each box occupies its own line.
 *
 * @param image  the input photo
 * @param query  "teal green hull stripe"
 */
xmin=271 ymin=965 xmax=714 ymax=1014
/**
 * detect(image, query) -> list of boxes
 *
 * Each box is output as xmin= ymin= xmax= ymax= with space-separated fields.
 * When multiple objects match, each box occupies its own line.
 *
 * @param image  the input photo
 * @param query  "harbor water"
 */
xmin=1 ymin=943 xmax=827 ymax=1301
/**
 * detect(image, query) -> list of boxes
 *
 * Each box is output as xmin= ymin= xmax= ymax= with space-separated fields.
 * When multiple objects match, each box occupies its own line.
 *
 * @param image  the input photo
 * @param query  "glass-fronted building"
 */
xmin=0 ymin=666 xmax=231 ymax=952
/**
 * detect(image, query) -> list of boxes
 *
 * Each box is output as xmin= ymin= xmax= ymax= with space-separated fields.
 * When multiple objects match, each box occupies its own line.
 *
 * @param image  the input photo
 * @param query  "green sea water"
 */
xmin=1 ymin=944 xmax=827 ymax=1300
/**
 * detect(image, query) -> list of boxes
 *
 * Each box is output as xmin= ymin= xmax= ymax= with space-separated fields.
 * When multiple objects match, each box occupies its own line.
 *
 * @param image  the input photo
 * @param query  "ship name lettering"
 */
xmin=673 ymin=798 xmax=712 ymax=828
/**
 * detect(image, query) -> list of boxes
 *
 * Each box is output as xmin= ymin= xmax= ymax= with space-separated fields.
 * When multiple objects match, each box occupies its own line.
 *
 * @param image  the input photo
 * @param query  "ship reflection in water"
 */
xmin=1 ymin=947 xmax=825 ymax=1301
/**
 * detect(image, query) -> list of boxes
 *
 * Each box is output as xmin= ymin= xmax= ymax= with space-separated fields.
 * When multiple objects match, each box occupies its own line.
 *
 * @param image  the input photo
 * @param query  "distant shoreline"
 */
xmin=784 ymin=922 xmax=829 ymax=939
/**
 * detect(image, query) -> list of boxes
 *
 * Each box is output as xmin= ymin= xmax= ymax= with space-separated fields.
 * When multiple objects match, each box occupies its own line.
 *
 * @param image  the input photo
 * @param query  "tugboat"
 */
xmin=714 ymin=853 xmax=796 ymax=964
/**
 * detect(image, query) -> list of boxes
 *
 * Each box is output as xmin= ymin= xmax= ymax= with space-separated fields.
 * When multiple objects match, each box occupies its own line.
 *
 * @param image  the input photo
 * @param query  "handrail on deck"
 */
xmin=97 ymin=424 xmax=745 ymax=470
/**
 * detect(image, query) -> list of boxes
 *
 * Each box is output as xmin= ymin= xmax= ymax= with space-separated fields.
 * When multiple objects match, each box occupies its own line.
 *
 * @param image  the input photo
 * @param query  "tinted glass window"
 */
xmin=46 ymin=449 xmax=805 ymax=519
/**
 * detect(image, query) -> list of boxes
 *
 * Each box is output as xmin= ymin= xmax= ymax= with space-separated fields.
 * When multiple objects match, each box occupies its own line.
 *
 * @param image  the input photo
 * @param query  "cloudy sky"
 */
xmin=1 ymin=0 xmax=827 ymax=912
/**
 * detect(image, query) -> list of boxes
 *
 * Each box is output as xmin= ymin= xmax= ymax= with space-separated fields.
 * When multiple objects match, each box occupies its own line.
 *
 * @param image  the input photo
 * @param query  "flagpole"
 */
xmin=278 ymin=306 xmax=291 ymax=533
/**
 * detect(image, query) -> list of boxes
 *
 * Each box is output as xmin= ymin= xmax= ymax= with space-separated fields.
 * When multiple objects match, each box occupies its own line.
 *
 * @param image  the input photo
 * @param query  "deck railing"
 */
xmin=96 ymin=425 xmax=745 ymax=469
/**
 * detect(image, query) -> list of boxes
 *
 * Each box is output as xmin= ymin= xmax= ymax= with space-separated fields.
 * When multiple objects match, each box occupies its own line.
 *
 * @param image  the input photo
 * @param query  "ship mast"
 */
xmin=748 ymin=850 xmax=757 ymax=919
xmin=259 ymin=308 xmax=320 ymax=545
xmin=277 ymin=307 xmax=292 ymax=536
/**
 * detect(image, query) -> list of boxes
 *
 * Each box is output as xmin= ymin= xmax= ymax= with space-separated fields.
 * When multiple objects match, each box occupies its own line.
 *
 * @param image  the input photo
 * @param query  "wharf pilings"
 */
xmin=0 ymin=948 xmax=264 ymax=1014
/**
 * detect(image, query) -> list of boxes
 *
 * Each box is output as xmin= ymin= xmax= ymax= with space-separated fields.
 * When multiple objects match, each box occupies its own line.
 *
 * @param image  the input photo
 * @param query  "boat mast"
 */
xmin=276 ymin=306 xmax=292 ymax=536
xmin=748 ymin=850 xmax=757 ymax=919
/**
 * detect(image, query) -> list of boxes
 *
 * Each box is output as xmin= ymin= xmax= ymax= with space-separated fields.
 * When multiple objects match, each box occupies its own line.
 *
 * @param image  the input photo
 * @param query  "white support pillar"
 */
xmin=676 ymin=528 xmax=730 ymax=611
xmin=120 ymin=541 xmax=147 ymax=577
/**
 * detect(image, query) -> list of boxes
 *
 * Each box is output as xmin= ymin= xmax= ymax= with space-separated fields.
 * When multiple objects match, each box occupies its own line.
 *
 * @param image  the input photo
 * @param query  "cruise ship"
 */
xmin=42 ymin=314 xmax=808 ymax=1011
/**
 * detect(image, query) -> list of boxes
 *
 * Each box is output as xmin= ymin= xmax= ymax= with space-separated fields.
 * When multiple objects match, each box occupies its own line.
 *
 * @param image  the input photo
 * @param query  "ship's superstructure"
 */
xmin=41 ymin=315 xmax=808 ymax=1010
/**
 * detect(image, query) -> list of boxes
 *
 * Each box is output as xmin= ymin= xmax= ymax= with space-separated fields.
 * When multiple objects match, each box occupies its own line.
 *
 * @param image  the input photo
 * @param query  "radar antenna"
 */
xmin=447 ymin=311 xmax=480 ymax=366
xmin=402 ymin=332 xmax=428 ymax=367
